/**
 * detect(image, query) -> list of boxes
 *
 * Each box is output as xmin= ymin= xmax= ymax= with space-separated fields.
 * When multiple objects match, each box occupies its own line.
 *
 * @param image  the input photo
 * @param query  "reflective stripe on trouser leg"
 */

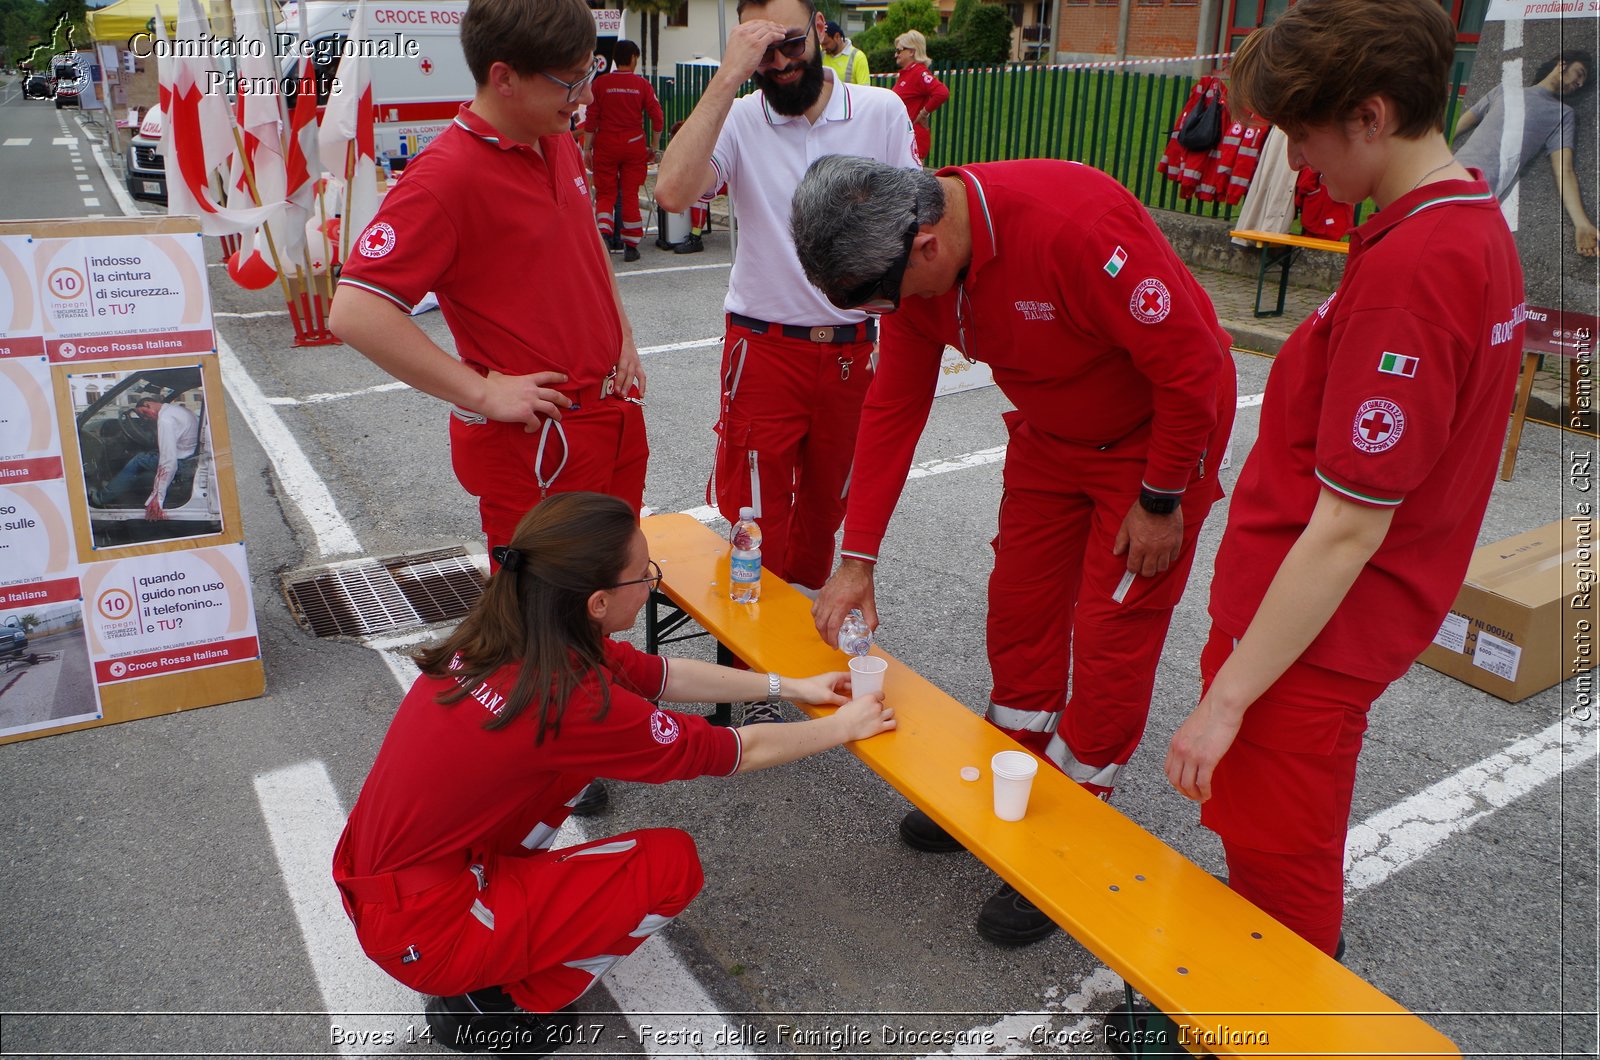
xmin=1042 ymin=734 xmax=1123 ymax=790
xmin=559 ymin=908 xmax=680 ymax=1000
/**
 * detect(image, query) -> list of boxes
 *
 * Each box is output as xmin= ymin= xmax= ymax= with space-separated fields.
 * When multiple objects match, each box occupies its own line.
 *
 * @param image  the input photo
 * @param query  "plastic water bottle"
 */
xmin=729 ymin=507 xmax=762 ymax=603
xmin=838 ymin=609 xmax=872 ymax=657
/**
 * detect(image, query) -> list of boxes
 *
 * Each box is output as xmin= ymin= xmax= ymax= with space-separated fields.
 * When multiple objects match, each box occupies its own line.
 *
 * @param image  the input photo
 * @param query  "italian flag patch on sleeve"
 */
xmin=1379 ymin=351 xmax=1419 ymax=377
xmin=1104 ymin=246 xmax=1127 ymax=277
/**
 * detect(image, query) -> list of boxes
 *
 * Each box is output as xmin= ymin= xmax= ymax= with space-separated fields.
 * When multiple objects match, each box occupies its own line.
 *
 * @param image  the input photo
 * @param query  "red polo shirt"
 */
xmin=841 ymin=160 xmax=1232 ymax=561
xmin=340 ymin=639 xmax=741 ymax=879
xmin=339 ymin=104 xmax=622 ymax=392
xmin=1210 ymin=177 xmax=1524 ymax=683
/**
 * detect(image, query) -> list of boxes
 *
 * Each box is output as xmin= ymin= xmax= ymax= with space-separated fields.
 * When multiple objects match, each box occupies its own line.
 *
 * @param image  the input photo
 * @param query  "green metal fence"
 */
xmin=652 ymin=57 xmax=1474 ymax=223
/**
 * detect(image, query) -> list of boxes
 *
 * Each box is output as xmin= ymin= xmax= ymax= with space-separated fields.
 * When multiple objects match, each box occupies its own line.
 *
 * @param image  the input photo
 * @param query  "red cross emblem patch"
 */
xmin=358 ymin=221 xmax=397 ymax=259
xmin=649 ymin=710 xmax=681 ymax=745
xmin=1129 ymin=278 xmax=1171 ymax=324
xmin=1352 ymin=398 xmax=1405 ymax=453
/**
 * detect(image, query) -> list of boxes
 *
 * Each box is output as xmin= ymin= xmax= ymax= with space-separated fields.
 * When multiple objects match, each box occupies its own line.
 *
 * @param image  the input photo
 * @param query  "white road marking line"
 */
xmin=90 ymin=143 xmax=141 ymax=217
xmin=912 ymin=966 xmax=1124 ymax=1059
xmin=907 ymin=444 xmax=1007 ymax=480
xmin=217 ymin=337 xmax=363 ymax=557
xmin=267 ymin=380 xmax=412 ymax=406
xmin=1344 ymin=717 xmax=1599 ymax=894
xmin=214 ymin=309 xmax=291 ymax=319
xmin=4 ymin=137 xmax=30 ymax=146
xmin=53 ymin=136 xmax=77 ymax=145
xmin=617 ymin=262 xmax=731 ymax=279
xmin=1237 ymin=391 xmax=1265 ymax=408
xmin=78 ymin=183 xmax=93 ymax=191
xmin=638 ymin=336 xmax=721 ymax=355
xmin=82 ymin=197 xmax=99 ymax=207
xmin=253 ymin=762 xmax=425 ymax=1057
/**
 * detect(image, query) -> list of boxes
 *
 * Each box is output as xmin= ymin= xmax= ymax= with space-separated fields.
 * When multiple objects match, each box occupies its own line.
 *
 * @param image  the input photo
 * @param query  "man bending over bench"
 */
xmin=793 ymin=154 xmax=1236 ymax=947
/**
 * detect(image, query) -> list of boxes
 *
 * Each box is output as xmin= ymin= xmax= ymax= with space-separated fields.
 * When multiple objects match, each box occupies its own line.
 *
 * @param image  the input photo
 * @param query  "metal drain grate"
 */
xmin=282 ymin=547 xmax=486 ymax=638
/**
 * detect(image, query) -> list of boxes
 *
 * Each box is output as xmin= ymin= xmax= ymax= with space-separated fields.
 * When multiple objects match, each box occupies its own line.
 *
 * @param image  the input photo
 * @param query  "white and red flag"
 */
xmin=316 ymin=0 xmax=377 ymax=261
xmin=226 ymin=0 xmax=287 ymax=212
xmin=158 ymin=0 xmax=278 ymax=233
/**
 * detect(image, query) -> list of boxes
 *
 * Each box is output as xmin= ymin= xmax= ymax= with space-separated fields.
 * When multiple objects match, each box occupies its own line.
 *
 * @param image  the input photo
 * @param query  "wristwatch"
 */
xmin=767 ymin=672 xmax=783 ymax=703
xmin=1138 ymin=487 xmax=1182 ymax=515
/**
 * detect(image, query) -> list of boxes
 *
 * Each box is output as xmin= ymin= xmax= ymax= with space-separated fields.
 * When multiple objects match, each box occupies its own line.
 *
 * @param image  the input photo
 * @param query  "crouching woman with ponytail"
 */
xmin=333 ymin=491 xmax=894 ymax=1054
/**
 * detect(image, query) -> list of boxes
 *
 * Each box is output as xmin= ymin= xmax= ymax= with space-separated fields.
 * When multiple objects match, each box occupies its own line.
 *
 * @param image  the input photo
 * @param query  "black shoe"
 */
xmin=1102 ymin=1000 xmax=1183 ymax=1058
xmin=424 ymin=988 xmax=577 ymax=1054
xmin=976 ymin=881 xmax=1058 ymax=946
xmin=654 ymin=233 xmax=675 ymax=250
xmin=897 ymin=808 xmax=965 ymax=853
xmin=570 ymin=780 xmax=609 ymax=817
xmin=673 ymin=234 xmax=704 ymax=255
xmin=740 ymin=700 xmax=787 ymax=725
xmin=623 ymin=245 xmax=640 ymax=262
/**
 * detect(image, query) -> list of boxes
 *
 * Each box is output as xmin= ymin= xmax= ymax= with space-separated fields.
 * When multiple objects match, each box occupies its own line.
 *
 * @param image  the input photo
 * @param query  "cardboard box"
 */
xmin=1419 ymin=519 xmax=1596 ymax=701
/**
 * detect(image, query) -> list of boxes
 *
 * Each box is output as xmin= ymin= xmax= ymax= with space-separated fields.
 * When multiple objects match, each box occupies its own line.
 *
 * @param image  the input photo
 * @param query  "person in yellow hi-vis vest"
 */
xmin=821 ymin=20 xmax=870 ymax=86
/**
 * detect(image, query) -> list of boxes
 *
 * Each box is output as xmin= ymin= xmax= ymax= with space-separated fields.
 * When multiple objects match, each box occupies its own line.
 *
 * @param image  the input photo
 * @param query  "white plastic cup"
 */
xmin=991 ymin=750 xmax=1039 ymax=822
xmin=848 ymin=655 xmax=888 ymax=698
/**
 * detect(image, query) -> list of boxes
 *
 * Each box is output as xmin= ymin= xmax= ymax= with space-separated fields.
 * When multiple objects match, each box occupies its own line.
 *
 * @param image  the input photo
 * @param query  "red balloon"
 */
xmin=226 ymin=248 xmax=277 ymax=290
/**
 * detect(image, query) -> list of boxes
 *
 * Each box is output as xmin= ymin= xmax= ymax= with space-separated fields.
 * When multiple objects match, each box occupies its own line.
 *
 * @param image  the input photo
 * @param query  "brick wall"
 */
xmin=1056 ymin=3 xmax=1205 ymax=60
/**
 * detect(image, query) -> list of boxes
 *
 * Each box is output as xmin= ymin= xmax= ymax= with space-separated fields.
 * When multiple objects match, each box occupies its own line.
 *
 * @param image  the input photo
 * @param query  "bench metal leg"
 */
xmin=643 ymin=589 xmax=736 ymax=727
xmin=1252 ymin=244 xmax=1298 ymax=318
xmin=1111 ymin=982 xmax=1186 ymax=1057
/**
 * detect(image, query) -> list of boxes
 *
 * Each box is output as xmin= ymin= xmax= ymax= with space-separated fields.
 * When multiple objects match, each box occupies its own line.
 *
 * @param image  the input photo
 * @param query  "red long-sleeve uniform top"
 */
xmin=583 ymin=70 xmax=665 ymax=150
xmin=892 ymin=61 xmax=948 ymax=120
xmin=840 ymin=160 xmax=1232 ymax=561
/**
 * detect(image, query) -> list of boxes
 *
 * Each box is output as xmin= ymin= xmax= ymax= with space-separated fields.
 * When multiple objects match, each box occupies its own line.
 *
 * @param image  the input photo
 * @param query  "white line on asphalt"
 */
xmin=216 ymin=337 xmax=363 ymax=557
xmin=53 ymin=136 xmax=77 ymax=145
xmin=267 ymin=381 xmax=413 ymax=406
xmin=639 ymin=336 xmax=721 ymax=355
xmin=5 ymin=137 xmax=31 ymax=146
xmin=911 ymin=966 xmax=1124 ymax=1059
xmin=78 ymin=183 xmax=93 ymax=191
xmin=617 ymin=262 xmax=731 ymax=279
xmin=214 ymin=309 xmax=291 ymax=319
xmin=90 ymin=142 xmax=142 ymax=217
xmin=1238 ymin=392 xmax=1265 ymax=409
xmin=82 ymin=197 xmax=99 ymax=207
xmin=1344 ymin=717 xmax=1599 ymax=894
xmin=907 ymin=444 xmax=1007 ymax=480
xmin=253 ymin=762 xmax=427 ymax=1057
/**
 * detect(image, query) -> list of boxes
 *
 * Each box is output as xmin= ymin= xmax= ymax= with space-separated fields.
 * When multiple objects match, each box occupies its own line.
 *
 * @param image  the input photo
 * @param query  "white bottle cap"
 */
xmin=738 ymin=506 xmax=755 ymax=520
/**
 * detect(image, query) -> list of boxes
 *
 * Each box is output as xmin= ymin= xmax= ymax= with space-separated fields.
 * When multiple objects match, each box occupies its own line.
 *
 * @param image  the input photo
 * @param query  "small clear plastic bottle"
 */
xmin=729 ymin=507 xmax=762 ymax=603
xmin=838 ymin=608 xmax=873 ymax=656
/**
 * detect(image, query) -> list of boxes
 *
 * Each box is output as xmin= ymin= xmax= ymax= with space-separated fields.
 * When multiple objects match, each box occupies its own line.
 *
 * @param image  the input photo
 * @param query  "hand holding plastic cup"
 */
xmin=991 ymin=750 xmax=1039 ymax=821
xmin=848 ymin=655 xmax=888 ymax=698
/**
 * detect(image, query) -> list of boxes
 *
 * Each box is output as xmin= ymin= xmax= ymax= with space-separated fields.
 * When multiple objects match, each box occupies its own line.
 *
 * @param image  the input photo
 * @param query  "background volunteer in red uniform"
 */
xmin=334 ymin=492 xmax=895 ymax=1054
xmin=656 ymin=0 xmax=919 ymax=622
xmin=792 ymin=155 xmax=1236 ymax=947
xmin=331 ymin=0 xmax=648 ymax=556
xmin=1165 ymin=0 xmax=1524 ymax=966
xmin=582 ymin=40 xmax=665 ymax=262
xmin=891 ymin=31 xmax=948 ymax=164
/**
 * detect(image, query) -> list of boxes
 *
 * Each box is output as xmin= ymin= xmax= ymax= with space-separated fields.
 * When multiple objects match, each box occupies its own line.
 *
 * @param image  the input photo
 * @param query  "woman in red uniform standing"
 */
xmin=333 ymin=492 xmax=895 ymax=1054
xmin=891 ymin=30 xmax=948 ymax=164
xmin=1163 ymin=0 xmax=1523 ymax=966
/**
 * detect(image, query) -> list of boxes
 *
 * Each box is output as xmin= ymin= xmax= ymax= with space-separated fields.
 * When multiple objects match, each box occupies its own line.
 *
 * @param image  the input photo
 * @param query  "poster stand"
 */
xmin=0 ymin=215 xmax=265 ymax=746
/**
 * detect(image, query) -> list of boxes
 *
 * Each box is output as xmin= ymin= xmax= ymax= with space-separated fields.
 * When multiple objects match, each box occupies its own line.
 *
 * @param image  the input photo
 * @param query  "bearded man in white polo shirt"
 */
xmin=657 ymin=0 xmax=918 ymax=724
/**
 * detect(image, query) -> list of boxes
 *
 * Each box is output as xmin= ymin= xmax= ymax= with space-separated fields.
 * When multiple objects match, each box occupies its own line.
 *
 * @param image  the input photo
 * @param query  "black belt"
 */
xmin=729 ymin=313 xmax=877 ymax=345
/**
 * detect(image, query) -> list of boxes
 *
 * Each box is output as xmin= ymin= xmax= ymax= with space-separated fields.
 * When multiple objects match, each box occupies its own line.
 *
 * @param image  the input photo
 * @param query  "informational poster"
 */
xmin=1460 ymin=13 xmax=1599 ymax=374
xmin=0 ymin=217 xmax=262 ymax=746
xmin=36 ymin=232 xmax=215 ymax=362
xmin=0 ymin=235 xmax=45 ymax=359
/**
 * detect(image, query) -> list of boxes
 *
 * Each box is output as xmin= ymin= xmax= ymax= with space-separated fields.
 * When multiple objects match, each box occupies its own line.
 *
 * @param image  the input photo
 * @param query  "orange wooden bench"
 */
xmin=641 ymin=512 xmax=1459 ymax=1058
xmin=1230 ymin=228 xmax=1350 ymax=318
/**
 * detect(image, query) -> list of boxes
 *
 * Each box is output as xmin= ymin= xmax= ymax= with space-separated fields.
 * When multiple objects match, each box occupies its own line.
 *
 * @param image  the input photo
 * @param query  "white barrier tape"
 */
xmin=949 ymin=51 xmax=1234 ymax=73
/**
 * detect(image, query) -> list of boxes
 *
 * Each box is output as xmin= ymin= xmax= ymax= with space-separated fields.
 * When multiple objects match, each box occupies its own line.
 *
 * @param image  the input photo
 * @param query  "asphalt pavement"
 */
xmin=0 ymin=95 xmax=1596 ymax=1059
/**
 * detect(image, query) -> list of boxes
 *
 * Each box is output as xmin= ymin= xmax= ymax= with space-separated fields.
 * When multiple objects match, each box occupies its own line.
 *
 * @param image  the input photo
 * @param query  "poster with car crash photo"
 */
xmin=1460 ymin=9 xmax=1599 ymax=370
xmin=64 ymin=363 xmax=224 ymax=550
xmin=0 ymin=217 xmax=261 ymax=747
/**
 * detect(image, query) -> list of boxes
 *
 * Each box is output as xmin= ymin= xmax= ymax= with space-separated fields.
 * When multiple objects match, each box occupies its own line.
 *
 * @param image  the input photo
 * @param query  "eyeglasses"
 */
xmin=829 ymin=212 xmax=919 ymax=314
xmin=609 ymin=559 xmax=663 ymax=591
xmin=541 ymin=56 xmax=605 ymax=103
xmin=762 ymin=28 xmax=812 ymax=64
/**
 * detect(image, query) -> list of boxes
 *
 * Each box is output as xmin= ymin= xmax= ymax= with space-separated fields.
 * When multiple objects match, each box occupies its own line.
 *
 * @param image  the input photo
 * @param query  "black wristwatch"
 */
xmin=1138 ymin=488 xmax=1182 ymax=515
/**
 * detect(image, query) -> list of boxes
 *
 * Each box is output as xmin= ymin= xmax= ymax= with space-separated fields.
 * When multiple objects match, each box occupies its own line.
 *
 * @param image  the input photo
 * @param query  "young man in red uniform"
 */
xmin=331 ymin=0 xmax=648 ymax=557
xmin=334 ymin=493 xmax=895 ymax=1052
xmin=1165 ymin=0 xmax=1523 ymax=973
xmin=792 ymin=154 xmax=1236 ymax=946
xmin=582 ymin=40 xmax=665 ymax=262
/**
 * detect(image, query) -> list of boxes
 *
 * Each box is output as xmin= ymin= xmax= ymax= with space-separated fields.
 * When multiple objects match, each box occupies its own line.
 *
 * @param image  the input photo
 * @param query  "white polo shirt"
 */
xmin=710 ymin=68 xmax=919 ymax=327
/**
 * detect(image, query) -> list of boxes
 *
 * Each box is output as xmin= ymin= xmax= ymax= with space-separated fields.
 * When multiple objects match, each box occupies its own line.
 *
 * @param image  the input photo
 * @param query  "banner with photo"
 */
xmin=1459 ymin=11 xmax=1599 ymax=410
xmin=0 ymin=217 xmax=262 ymax=746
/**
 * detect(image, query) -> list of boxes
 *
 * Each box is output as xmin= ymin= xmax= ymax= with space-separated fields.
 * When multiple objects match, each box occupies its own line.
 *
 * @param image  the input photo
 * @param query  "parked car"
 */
xmin=0 ymin=619 xmax=27 ymax=658
xmin=22 ymin=73 xmax=54 ymax=99
xmin=126 ymin=105 xmax=167 ymax=204
xmin=52 ymin=60 xmax=81 ymax=109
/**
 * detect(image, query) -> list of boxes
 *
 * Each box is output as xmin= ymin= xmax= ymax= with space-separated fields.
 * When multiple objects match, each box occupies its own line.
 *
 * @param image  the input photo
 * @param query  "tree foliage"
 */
xmin=858 ymin=0 xmax=1012 ymax=75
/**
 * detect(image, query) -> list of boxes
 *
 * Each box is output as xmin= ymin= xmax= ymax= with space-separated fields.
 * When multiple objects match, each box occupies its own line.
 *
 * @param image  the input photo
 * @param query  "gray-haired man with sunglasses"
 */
xmin=791 ymin=154 xmax=1237 ymax=947
xmin=656 ymin=1 xmax=917 ymax=729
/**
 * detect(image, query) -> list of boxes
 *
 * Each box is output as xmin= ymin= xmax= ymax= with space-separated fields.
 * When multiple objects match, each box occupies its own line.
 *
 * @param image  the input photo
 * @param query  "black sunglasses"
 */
xmin=830 ymin=212 xmax=920 ymax=314
xmin=610 ymin=559 xmax=663 ymax=591
xmin=762 ymin=28 xmax=812 ymax=64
